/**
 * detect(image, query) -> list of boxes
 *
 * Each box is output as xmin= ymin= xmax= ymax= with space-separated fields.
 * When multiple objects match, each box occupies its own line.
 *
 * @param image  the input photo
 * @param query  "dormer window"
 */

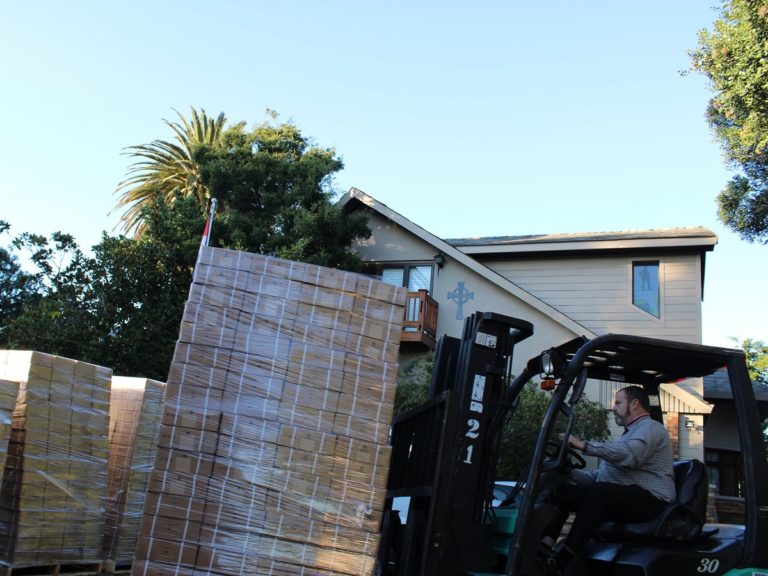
xmin=632 ymin=261 xmax=660 ymax=318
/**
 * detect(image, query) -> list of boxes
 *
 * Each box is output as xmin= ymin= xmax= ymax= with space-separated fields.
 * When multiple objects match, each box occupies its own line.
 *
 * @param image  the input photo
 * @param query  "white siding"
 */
xmin=486 ymin=254 xmax=703 ymax=343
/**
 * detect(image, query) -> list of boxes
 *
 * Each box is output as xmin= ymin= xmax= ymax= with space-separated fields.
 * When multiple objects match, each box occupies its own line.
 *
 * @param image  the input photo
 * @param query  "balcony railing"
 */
xmin=400 ymin=289 xmax=438 ymax=348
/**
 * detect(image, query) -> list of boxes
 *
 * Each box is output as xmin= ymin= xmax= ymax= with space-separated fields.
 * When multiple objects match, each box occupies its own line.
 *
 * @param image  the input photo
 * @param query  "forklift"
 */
xmin=377 ymin=312 xmax=768 ymax=575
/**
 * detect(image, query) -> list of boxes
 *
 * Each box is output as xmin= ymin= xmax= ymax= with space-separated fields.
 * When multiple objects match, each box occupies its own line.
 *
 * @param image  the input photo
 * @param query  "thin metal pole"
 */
xmin=201 ymin=198 xmax=218 ymax=248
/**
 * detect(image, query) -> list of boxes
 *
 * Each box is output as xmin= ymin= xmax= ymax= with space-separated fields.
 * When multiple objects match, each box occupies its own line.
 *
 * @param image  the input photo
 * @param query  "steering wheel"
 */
xmin=544 ymin=440 xmax=586 ymax=470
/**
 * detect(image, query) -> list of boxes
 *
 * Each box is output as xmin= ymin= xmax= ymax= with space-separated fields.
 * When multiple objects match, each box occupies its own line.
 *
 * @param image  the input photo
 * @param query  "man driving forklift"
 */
xmin=540 ymin=385 xmax=676 ymax=575
xmin=379 ymin=315 xmax=768 ymax=576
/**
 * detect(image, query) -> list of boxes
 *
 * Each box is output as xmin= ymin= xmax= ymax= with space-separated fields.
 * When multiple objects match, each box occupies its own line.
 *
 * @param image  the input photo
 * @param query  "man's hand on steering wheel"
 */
xmin=545 ymin=437 xmax=586 ymax=470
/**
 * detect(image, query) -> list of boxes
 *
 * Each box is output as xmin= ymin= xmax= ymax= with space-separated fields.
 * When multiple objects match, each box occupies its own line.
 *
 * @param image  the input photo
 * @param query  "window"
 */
xmin=379 ymin=265 xmax=435 ymax=332
xmin=632 ymin=261 xmax=660 ymax=318
xmin=705 ymin=449 xmax=744 ymax=497
xmin=380 ymin=264 xmax=433 ymax=292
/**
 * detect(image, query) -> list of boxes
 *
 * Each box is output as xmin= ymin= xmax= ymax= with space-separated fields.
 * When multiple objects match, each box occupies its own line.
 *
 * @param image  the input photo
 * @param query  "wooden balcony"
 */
xmin=400 ymin=289 xmax=438 ymax=349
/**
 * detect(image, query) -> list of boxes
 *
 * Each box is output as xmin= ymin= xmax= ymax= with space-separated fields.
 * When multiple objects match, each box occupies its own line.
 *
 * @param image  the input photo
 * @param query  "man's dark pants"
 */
xmin=556 ymin=478 xmax=668 ymax=554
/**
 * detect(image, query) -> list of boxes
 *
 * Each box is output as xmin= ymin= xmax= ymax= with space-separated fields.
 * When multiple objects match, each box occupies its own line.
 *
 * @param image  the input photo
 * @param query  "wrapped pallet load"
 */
xmin=0 ymin=379 xmax=18 ymax=474
xmin=132 ymin=247 xmax=406 ymax=576
xmin=0 ymin=350 xmax=111 ymax=570
xmin=102 ymin=376 xmax=166 ymax=570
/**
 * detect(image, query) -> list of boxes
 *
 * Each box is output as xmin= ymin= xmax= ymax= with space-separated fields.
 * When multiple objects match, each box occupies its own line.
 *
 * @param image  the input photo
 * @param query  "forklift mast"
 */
xmin=380 ymin=312 xmax=533 ymax=576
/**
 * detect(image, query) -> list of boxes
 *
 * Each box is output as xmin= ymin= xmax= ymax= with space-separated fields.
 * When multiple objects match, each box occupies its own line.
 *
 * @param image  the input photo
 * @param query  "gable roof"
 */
xmin=339 ymin=187 xmax=596 ymax=338
xmin=705 ymin=369 xmax=768 ymax=402
xmin=340 ymin=187 xmax=718 ymax=343
xmin=340 ymin=188 xmax=724 ymax=412
xmin=660 ymin=383 xmax=713 ymax=414
xmin=447 ymin=228 xmax=717 ymax=256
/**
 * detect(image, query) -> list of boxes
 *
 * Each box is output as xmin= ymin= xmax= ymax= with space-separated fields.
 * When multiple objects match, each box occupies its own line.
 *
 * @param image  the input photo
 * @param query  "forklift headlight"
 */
xmin=541 ymin=351 xmax=554 ymax=376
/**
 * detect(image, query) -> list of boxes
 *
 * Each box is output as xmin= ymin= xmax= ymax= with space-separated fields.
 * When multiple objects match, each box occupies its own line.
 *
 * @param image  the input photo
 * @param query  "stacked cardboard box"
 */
xmin=102 ymin=377 xmax=166 ymax=569
xmin=133 ymin=247 xmax=405 ymax=576
xmin=0 ymin=350 xmax=111 ymax=568
xmin=0 ymin=379 xmax=18 ymax=473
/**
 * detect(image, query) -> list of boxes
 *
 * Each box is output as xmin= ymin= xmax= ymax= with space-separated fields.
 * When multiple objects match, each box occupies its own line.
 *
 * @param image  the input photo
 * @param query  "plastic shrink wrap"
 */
xmin=0 ymin=351 xmax=111 ymax=569
xmin=0 ymin=379 xmax=17 ymax=476
xmin=132 ymin=247 xmax=406 ymax=576
xmin=102 ymin=377 xmax=166 ymax=569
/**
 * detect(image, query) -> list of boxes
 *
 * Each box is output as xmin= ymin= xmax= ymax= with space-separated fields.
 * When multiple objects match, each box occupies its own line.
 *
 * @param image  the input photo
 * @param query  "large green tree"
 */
xmin=0 ymin=221 xmax=37 ymax=341
xmin=1 ymin=197 xmax=202 ymax=379
xmin=5 ymin=111 xmax=369 ymax=379
xmin=739 ymin=337 xmax=768 ymax=384
xmin=195 ymin=116 xmax=370 ymax=270
xmin=114 ymin=107 xmax=235 ymax=238
xmin=1 ymin=229 xmax=93 ymax=361
xmin=690 ymin=0 xmax=768 ymax=242
xmin=81 ymin=196 xmax=202 ymax=377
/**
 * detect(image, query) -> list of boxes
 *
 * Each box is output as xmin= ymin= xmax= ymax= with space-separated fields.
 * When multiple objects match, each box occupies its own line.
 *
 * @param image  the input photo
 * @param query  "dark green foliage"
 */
xmin=736 ymin=337 xmax=768 ymax=453
xmin=496 ymin=382 xmax=610 ymax=481
xmin=2 ymin=227 xmax=93 ymax=361
xmin=738 ymin=337 xmax=768 ymax=384
xmin=394 ymin=352 xmax=434 ymax=415
xmin=3 ymin=111 xmax=370 ymax=379
xmin=690 ymin=0 xmax=768 ymax=242
xmin=0 ymin=198 xmax=201 ymax=380
xmin=0 ymin=221 xmax=35 ymax=337
xmin=716 ymin=167 xmax=768 ymax=243
xmin=79 ymin=196 xmax=202 ymax=377
xmin=114 ymin=107 xmax=231 ymax=237
xmin=114 ymin=107 xmax=369 ymax=269
xmin=495 ymin=382 xmax=552 ymax=481
xmin=195 ymin=118 xmax=369 ymax=270
xmin=392 ymin=354 xmax=609 ymax=480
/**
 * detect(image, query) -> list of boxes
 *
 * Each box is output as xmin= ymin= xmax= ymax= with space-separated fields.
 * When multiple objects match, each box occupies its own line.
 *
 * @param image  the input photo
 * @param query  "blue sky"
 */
xmin=1 ymin=1 xmax=764 ymax=349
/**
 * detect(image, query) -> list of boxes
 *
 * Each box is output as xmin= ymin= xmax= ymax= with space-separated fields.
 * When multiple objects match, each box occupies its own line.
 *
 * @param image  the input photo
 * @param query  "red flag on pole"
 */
xmin=200 ymin=198 xmax=218 ymax=248
xmin=200 ymin=216 xmax=211 ymax=248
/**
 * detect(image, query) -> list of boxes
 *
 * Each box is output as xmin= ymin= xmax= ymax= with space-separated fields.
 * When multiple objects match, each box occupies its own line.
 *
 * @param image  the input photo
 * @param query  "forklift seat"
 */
xmin=599 ymin=459 xmax=708 ymax=542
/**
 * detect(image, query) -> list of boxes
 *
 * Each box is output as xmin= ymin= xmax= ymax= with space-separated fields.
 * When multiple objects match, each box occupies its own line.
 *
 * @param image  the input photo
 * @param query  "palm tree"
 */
xmin=113 ymin=107 xmax=229 ymax=238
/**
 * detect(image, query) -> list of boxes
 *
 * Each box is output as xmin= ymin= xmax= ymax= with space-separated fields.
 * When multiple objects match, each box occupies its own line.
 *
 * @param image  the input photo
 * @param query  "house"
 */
xmin=702 ymin=369 xmax=768 ymax=518
xmin=339 ymin=187 xmax=717 ymax=461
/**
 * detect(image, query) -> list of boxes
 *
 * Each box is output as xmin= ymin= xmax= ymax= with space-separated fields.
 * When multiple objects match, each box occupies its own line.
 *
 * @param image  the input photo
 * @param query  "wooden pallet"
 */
xmin=0 ymin=562 xmax=107 ymax=576
xmin=99 ymin=561 xmax=131 ymax=575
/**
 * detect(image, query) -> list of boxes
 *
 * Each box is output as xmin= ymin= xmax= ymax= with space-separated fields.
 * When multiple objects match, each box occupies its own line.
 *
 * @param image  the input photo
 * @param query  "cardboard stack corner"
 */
xmin=102 ymin=376 xmax=166 ymax=569
xmin=0 ymin=378 xmax=18 ymax=475
xmin=132 ymin=247 xmax=406 ymax=576
xmin=0 ymin=350 xmax=112 ymax=568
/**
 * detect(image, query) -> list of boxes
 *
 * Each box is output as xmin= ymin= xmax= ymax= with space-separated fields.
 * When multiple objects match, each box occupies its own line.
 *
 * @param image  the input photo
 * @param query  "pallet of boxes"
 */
xmin=102 ymin=376 xmax=167 ymax=572
xmin=0 ymin=378 xmax=17 ymax=489
xmin=132 ymin=246 xmax=406 ymax=576
xmin=0 ymin=350 xmax=112 ymax=573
